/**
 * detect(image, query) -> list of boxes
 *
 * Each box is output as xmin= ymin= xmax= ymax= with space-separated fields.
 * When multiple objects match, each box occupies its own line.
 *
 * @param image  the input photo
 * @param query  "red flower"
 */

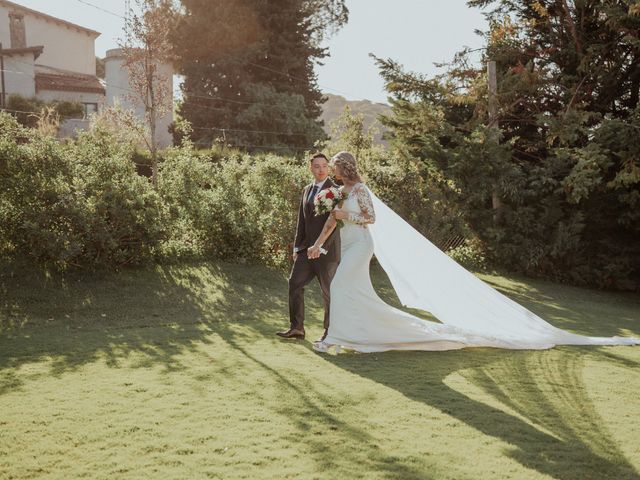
xmin=325 ymin=190 xmax=334 ymax=199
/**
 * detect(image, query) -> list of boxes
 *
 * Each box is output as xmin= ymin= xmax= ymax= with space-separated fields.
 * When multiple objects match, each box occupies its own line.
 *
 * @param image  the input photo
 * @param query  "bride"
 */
xmin=306 ymin=151 xmax=639 ymax=353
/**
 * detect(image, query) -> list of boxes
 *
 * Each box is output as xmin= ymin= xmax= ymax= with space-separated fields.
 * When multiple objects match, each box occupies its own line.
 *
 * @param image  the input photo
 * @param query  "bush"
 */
xmin=71 ymin=128 xmax=166 ymax=266
xmin=447 ymin=241 xmax=489 ymax=272
xmin=0 ymin=114 xmax=82 ymax=266
xmin=7 ymin=94 xmax=84 ymax=128
xmin=158 ymin=148 xmax=253 ymax=259
xmin=360 ymin=151 xmax=472 ymax=250
xmin=241 ymin=154 xmax=309 ymax=268
xmin=0 ymin=112 xmax=164 ymax=269
xmin=158 ymin=149 xmax=309 ymax=268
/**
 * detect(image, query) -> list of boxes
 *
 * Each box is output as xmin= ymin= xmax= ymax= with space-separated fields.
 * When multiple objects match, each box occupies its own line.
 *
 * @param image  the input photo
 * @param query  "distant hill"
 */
xmin=320 ymin=93 xmax=392 ymax=146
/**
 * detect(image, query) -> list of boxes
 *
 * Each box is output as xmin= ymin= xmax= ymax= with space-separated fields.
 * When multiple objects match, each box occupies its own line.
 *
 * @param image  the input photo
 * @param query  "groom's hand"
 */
xmin=331 ymin=209 xmax=348 ymax=220
xmin=307 ymin=246 xmax=320 ymax=259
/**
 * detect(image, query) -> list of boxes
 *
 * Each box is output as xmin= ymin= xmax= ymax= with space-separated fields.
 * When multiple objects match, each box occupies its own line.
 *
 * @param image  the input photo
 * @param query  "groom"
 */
xmin=277 ymin=153 xmax=341 ymax=341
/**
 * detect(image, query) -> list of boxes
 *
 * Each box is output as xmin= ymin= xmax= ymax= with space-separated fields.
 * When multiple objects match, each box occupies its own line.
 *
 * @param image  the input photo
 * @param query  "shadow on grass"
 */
xmin=2 ymin=260 xmax=638 ymax=479
xmin=0 ymin=261 xmax=441 ymax=478
xmin=0 ymin=261 xmax=293 ymax=384
xmin=320 ymin=347 xmax=639 ymax=480
xmin=217 ymin=335 xmax=442 ymax=480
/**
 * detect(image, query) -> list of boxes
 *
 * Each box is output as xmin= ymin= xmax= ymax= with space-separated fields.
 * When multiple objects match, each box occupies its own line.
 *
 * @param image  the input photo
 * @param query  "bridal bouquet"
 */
xmin=314 ymin=187 xmax=347 ymax=228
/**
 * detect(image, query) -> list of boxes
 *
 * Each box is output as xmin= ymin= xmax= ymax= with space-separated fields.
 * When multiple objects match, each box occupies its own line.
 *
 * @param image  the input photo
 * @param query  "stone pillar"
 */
xmin=9 ymin=12 xmax=26 ymax=49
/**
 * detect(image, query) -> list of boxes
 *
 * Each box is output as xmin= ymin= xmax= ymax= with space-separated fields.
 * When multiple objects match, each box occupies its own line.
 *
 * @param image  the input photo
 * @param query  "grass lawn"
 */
xmin=1 ymin=260 xmax=639 ymax=480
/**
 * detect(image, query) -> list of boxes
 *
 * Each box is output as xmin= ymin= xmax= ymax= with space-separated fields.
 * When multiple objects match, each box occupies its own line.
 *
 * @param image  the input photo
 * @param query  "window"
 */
xmin=83 ymin=103 xmax=98 ymax=117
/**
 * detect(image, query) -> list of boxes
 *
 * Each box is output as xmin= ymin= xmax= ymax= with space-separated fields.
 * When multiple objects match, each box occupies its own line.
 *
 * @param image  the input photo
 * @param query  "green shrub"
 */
xmin=0 ymin=113 xmax=83 ymax=266
xmin=158 ymin=149 xmax=309 ymax=268
xmin=158 ymin=148 xmax=252 ymax=259
xmin=447 ymin=241 xmax=489 ymax=272
xmin=0 ymin=112 xmax=164 ymax=269
xmin=241 ymin=154 xmax=309 ymax=268
xmin=7 ymin=94 xmax=84 ymax=128
xmin=71 ymin=128 xmax=166 ymax=266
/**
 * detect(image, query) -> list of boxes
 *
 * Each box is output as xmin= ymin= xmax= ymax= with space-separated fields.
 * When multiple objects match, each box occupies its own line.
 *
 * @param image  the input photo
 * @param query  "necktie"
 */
xmin=308 ymin=185 xmax=318 ymax=204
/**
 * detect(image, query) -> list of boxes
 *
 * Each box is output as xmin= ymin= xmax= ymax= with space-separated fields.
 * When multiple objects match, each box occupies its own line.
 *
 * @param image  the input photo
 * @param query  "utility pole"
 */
xmin=487 ymin=60 xmax=502 ymax=218
xmin=0 ymin=42 xmax=6 ymax=109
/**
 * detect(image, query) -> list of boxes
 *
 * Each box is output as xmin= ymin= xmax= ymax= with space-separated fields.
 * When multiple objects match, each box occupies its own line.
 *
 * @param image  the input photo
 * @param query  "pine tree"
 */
xmin=172 ymin=0 xmax=347 ymax=153
xmin=375 ymin=0 xmax=640 ymax=289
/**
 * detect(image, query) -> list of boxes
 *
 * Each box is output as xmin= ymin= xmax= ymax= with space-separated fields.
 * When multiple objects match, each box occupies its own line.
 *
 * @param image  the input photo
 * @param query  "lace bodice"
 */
xmin=341 ymin=183 xmax=376 ymax=225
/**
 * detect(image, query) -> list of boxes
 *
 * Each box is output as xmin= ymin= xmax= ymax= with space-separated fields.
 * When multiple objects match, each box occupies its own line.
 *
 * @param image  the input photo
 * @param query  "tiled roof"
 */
xmin=35 ymin=71 xmax=105 ymax=94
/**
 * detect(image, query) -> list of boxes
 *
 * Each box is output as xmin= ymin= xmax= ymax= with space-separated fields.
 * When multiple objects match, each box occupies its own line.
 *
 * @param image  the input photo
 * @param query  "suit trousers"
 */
xmin=288 ymin=250 xmax=339 ymax=331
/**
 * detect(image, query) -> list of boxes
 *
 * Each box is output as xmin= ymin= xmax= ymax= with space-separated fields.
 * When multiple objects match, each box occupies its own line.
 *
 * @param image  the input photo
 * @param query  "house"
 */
xmin=0 ymin=0 xmax=173 ymax=148
xmin=0 ymin=0 xmax=104 ymax=116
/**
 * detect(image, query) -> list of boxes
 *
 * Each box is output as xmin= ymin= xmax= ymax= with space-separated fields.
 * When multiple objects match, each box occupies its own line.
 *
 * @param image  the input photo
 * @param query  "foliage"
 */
xmin=0 ymin=114 xmax=81 ymax=266
xmin=6 ymin=94 xmax=84 ymax=128
xmin=447 ymin=241 xmax=489 ymax=272
xmin=240 ymin=154 xmax=311 ymax=267
xmin=373 ymin=0 xmax=640 ymax=290
xmin=172 ymin=0 xmax=348 ymax=151
xmin=0 ymin=112 xmax=164 ymax=269
xmin=158 ymin=148 xmax=254 ymax=259
xmin=325 ymin=106 xmax=473 ymax=251
xmin=71 ymin=126 xmax=167 ymax=266
xmin=158 ymin=147 xmax=310 ymax=268
xmin=232 ymin=83 xmax=326 ymax=154
xmin=120 ymin=0 xmax=178 ymax=186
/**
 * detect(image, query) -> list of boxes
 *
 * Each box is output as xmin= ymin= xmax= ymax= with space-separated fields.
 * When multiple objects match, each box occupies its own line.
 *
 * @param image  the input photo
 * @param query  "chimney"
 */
xmin=9 ymin=12 xmax=27 ymax=49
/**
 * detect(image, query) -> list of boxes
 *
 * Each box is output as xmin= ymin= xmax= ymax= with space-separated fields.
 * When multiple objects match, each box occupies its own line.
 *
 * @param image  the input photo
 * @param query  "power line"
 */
xmin=5 ymin=56 xmax=315 ymax=114
xmin=190 ymin=125 xmax=312 ymax=137
xmin=0 ymin=107 xmax=88 ymax=120
xmin=74 ymin=0 xmax=125 ymax=19
xmin=0 ymin=107 xmax=314 ymax=151
xmin=69 ymin=0 xmax=365 ymax=101
xmin=241 ymin=59 xmax=361 ymax=100
xmin=1 ymin=54 xmax=325 ymax=141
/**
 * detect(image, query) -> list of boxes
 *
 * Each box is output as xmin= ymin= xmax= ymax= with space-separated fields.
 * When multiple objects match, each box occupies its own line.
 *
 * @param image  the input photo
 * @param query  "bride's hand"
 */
xmin=332 ymin=209 xmax=348 ymax=221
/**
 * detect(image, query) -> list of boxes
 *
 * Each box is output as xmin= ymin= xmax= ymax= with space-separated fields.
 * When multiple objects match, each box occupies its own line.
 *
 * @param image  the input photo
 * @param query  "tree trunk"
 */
xmin=487 ymin=60 xmax=502 ymax=221
xmin=150 ymin=108 xmax=158 ymax=188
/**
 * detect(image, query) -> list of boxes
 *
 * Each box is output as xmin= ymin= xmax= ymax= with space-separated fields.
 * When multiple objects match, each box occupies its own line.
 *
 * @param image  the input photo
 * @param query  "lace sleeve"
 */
xmin=348 ymin=184 xmax=376 ymax=225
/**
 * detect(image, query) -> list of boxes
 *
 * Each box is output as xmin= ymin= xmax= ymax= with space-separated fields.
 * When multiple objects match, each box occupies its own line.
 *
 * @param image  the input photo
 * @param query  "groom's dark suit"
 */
xmin=288 ymin=178 xmax=341 ymax=334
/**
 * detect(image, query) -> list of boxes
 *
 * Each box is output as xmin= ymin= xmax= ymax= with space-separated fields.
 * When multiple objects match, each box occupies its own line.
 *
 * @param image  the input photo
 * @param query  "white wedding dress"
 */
xmin=314 ymin=183 xmax=639 ymax=353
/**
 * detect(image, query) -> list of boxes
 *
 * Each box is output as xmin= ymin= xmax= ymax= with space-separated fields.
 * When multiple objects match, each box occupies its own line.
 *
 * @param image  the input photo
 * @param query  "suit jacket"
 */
xmin=293 ymin=178 xmax=341 ymax=263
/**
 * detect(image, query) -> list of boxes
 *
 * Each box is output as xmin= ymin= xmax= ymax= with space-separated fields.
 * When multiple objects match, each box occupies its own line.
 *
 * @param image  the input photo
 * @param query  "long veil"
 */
xmin=366 ymin=188 xmax=639 ymax=348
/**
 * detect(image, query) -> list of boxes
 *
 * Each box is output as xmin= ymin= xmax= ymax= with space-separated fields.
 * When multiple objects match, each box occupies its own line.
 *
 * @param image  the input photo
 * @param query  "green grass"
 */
xmin=1 ymin=261 xmax=639 ymax=480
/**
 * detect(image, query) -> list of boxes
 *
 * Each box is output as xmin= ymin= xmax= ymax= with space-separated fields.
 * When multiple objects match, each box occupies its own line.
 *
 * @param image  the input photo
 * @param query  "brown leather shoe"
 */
xmin=276 ymin=328 xmax=305 ymax=340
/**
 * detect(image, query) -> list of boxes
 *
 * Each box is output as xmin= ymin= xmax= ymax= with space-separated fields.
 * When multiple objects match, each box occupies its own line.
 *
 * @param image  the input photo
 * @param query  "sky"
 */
xmin=7 ymin=0 xmax=488 ymax=104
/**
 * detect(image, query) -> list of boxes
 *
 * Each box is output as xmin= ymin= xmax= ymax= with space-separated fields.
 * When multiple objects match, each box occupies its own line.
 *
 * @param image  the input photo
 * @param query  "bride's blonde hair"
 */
xmin=331 ymin=151 xmax=362 ymax=183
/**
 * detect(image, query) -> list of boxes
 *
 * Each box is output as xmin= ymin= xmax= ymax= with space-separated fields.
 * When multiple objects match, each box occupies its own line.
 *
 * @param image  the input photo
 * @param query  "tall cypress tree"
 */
xmin=172 ymin=0 xmax=347 ymax=152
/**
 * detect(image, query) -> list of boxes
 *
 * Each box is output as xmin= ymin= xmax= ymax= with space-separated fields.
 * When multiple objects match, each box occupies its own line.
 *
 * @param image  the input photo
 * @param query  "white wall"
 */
xmin=3 ymin=53 xmax=35 ymax=98
xmin=105 ymin=49 xmax=174 ymax=149
xmin=0 ymin=4 xmax=97 ymax=75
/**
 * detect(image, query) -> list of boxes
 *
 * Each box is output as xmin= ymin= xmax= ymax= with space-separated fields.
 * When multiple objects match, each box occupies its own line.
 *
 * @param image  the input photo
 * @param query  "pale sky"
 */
xmin=7 ymin=0 xmax=488 ymax=104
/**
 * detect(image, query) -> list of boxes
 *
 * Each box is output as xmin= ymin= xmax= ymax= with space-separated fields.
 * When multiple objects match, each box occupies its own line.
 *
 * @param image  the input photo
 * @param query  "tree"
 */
xmin=172 ymin=0 xmax=347 ymax=151
xmin=326 ymin=106 xmax=375 ymax=159
xmin=374 ymin=0 xmax=640 ymax=289
xmin=95 ymin=56 xmax=105 ymax=79
xmin=120 ymin=0 xmax=177 ymax=187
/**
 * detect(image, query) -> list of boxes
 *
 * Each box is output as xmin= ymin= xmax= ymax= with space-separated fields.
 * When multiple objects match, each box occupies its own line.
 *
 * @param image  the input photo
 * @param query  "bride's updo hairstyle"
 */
xmin=331 ymin=151 xmax=362 ymax=183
